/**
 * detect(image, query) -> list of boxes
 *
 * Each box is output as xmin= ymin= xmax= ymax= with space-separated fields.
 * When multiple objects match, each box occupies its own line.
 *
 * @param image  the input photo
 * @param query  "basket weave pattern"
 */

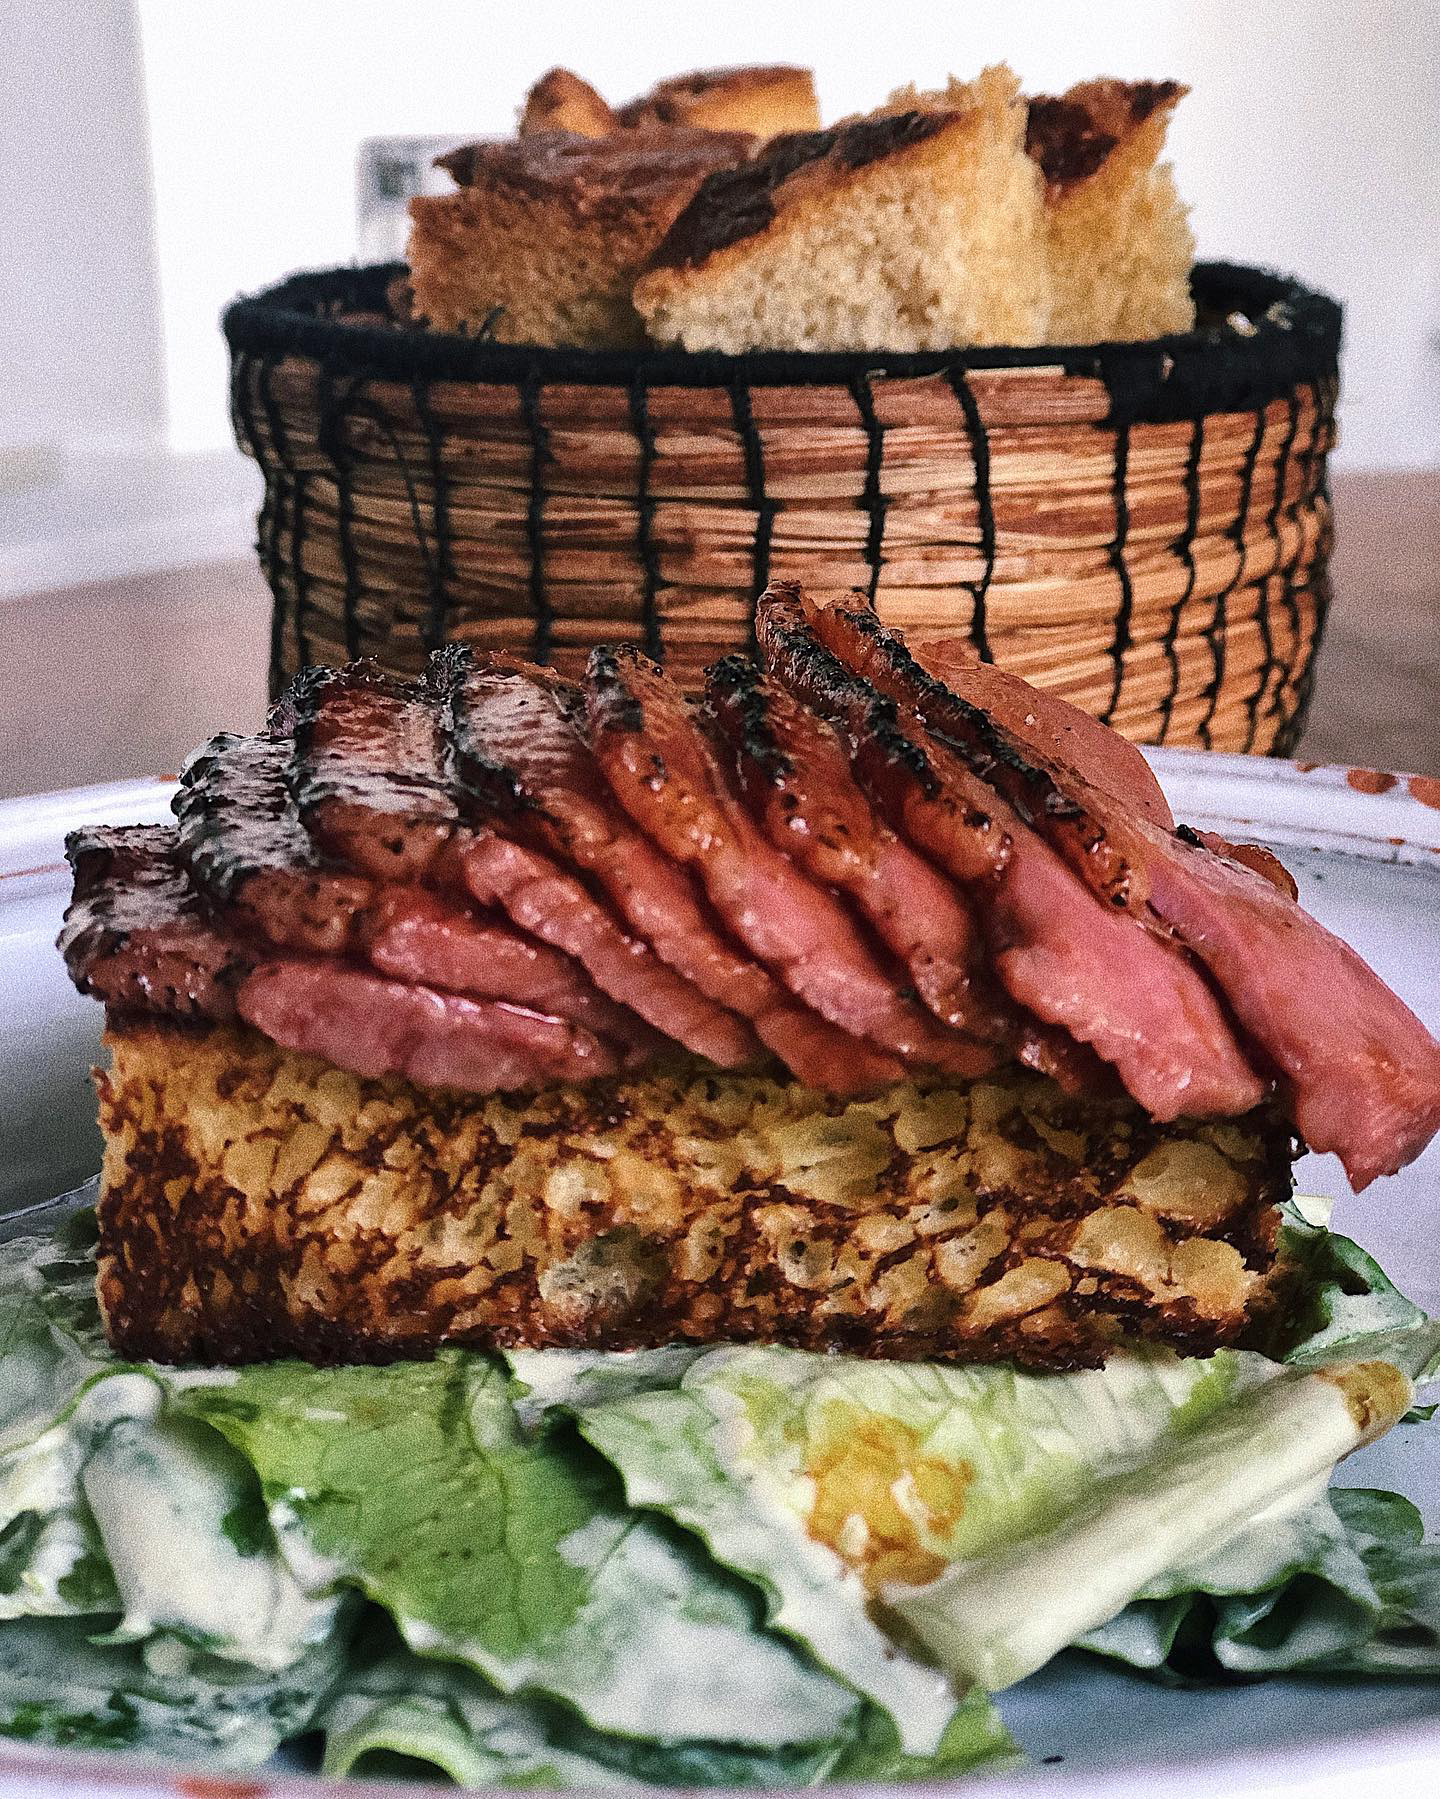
xmin=227 ymin=262 xmax=1338 ymax=753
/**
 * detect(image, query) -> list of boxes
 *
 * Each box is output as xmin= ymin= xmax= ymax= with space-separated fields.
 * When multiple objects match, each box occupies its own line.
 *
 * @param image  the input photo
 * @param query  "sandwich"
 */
xmin=6 ymin=586 xmax=1439 ymax=1782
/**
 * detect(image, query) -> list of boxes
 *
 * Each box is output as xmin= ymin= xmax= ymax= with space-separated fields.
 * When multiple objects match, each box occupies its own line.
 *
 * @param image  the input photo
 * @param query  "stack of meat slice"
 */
xmin=62 ymin=583 xmax=1440 ymax=1191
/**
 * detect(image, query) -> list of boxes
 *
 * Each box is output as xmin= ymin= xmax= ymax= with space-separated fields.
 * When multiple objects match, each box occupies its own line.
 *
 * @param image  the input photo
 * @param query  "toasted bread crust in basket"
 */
xmin=633 ymin=68 xmax=1048 ymax=352
xmin=1026 ymin=78 xmax=1194 ymax=341
xmin=617 ymin=65 xmax=820 ymax=138
xmin=407 ymin=129 xmax=752 ymax=345
xmin=95 ymin=1019 xmax=1292 ymax=1369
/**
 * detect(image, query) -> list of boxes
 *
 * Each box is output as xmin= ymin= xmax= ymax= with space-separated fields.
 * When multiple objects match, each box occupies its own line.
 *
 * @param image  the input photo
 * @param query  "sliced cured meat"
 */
xmin=359 ymin=884 xmax=662 ymax=1059
xmin=804 ymin=592 xmax=1143 ymax=906
xmin=237 ymin=962 xmax=620 ymax=1092
xmin=805 ymin=596 xmax=1440 ymax=1184
xmin=910 ymin=636 xmax=1175 ymax=830
xmin=704 ymin=653 xmax=1002 ymax=1059
xmin=1142 ymin=842 xmax=1440 ymax=1186
xmin=432 ymin=648 xmax=898 ymax=1090
xmin=1190 ymin=831 xmax=1298 ymax=901
xmin=756 ymin=589 xmax=1265 ymax=1122
xmin=60 ymin=825 xmax=248 ymax=1020
xmin=174 ymin=732 xmax=372 ymax=956
xmin=585 ymin=644 xmax=987 ymax=1078
xmin=281 ymin=663 xmax=458 ymax=883
xmin=448 ymin=828 xmax=762 ymax=1071
xmin=180 ymin=715 xmax=658 ymax=1053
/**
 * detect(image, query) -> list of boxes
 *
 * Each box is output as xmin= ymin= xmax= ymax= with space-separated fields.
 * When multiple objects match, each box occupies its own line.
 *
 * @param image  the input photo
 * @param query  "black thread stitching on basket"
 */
xmin=1246 ymin=384 xmax=1304 ymax=746
xmin=519 ymin=365 xmax=553 ymax=664
xmin=1102 ymin=416 xmax=1134 ymax=725
xmin=343 ymin=396 xmax=443 ymax=667
xmin=1155 ymin=415 xmax=1206 ymax=745
xmin=316 ymin=366 xmax=364 ymax=659
xmin=627 ymin=373 xmax=664 ymax=659
xmin=728 ymin=380 xmax=775 ymax=652
xmin=232 ymin=353 xmax=284 ymax=697
xmin=1198 ymin=405 xmax=1267 ymax=748
xmin=1278 ymin=568 xmax=1331 ymax=755
xmin=410 ymin=375 xmax=454 ymax=654
xmin=943 ymin=370 xmax=997 ymax=661
xmin=255 ymin=354 xmax=312 ymax=680
xmin=847 ymin=375 xmax=888 ymax=606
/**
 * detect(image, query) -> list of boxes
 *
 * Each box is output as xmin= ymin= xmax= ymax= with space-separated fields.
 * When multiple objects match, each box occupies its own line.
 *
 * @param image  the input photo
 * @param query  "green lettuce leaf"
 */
xmin=1276 ymin=1200 xmax=1440 ymax=1382
xmin=1080 ymin=1486 xmax=1440 ymax=1681
xmin=181 ymin=1353 xmax=866 ymax=1756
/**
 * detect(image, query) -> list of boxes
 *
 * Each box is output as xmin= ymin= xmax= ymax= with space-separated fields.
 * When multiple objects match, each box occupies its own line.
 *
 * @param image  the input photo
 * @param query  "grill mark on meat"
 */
xmin=174 ymin=732 xmax=373 ymax=955
xmin=585 ymin=643 xmax=984 ymax=1078
xmin=433 ymin=649 xmax=805 ymax=1027
xmin=431 ymin=648 xmax=907 ymax=1091
xmin=806 ymin=594 xmax=1141 ymax=907
xmin=60 ymin=825 xmax=249 ymax=1020
xmin=756 ymin=589 xmax=1264 ymax=1121
xmin=703 ymin=653 xmax=1002 ymax=1065
xmin=909 ymin=637 xmax=1175 ymax=831
xmin=280 ymin=661 xmax=459 ymax=882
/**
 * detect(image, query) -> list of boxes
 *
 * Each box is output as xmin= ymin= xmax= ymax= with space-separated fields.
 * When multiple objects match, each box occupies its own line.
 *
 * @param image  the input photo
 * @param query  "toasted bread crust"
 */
xmin=95 ymin=1019 xmax=1292 ymax=1369
xmin=617 ymin=65 xmax=820 ymax=138
xmin=409 ymin=130 xmax=751 ymax=344
xmin=518 ymin=67 xmax=619 ymax=138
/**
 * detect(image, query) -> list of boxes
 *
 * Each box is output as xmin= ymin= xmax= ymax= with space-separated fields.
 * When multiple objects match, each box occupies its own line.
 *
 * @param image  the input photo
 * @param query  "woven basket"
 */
xmin=225 ymin=261 xmax=1339 ymax=753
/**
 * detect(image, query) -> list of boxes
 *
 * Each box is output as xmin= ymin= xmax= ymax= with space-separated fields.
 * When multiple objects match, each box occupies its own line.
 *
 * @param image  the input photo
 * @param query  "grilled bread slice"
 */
xmin=518 ymin=67 xmax=619 ymax=138
xmin=518 ymin=65 xmax=820 ymax=141
xmin=407 ymin=129 xmax=752 ymax=345
xmin=616 ymin=65 xmax=820 ymax=138
xmin=95 ymin=1018 xmax=1292 ymax=1369
xmin=1026 ymin=77 xmax=1194 ymax=341
xmin=633 ymin=66 xmax=1048 ymax=352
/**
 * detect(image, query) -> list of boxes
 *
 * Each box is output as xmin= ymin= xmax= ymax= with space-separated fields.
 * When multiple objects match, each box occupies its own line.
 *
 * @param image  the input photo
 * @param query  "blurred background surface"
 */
xmin=2 ymin=0 xmax=1437 ymax=793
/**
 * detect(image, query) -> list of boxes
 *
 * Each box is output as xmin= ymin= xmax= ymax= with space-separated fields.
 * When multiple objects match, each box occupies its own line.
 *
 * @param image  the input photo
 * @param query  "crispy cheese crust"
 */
xmin=96 ymin=1020 xmax=1293 ymax=1369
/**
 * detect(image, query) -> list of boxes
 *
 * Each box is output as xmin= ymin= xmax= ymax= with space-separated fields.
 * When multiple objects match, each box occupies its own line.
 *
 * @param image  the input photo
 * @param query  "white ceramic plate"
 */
xmin=1 ymin=751 xmax=1438 ymax=1799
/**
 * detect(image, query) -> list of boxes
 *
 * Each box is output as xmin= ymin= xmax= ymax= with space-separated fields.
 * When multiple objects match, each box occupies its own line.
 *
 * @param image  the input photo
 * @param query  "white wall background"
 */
xmin=13 ymin=1 xmax=1440 ymax=468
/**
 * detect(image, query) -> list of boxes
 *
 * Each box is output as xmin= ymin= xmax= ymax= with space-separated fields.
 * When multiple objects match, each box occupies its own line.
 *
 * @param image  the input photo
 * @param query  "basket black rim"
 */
xmin=223 ymin=260 xmax=1340 ymax=425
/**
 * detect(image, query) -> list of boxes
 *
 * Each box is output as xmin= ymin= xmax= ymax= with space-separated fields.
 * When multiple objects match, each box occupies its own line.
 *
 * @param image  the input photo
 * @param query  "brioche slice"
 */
xmin=633 ymin=67 xmax=1047 ymax=353
xmin=1026 ymin=78 xmax=1195 ymax=341
xmin=407 ymin=130 xmax=751 ymax=345
xmin=617 ymin=65 xmax=820 ymax=138
xmin=94 ymin=1018 xmax=1292 ymax=1369
xmin=518 ymin=67 xmax=619 ymax=138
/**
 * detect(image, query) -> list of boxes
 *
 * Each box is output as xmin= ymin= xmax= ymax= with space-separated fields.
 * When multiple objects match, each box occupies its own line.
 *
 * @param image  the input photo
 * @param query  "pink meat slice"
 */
xmin=238 ymin=960 xmax=620 ymax=1092
xmin=434 ymin=650 xmax=899 ymax=1091
xmin=1142 ymin=840 xmax=1440 ymax=1186
xmin=359 ymin=884 xmax=664 ymax=1060
xmin=448 ymin=827 xmax=762 ymax=1071
xmin=911 ymin=637 xmax=1175 ymax=830
xmin=704 ymin=654 xmax=1001 ymax=1064
xmin=585 ymin=644 xmax=980 ymax=1077
xmin=810 ymin=597 xmax=1440 ymax=1183
xmin=756 ymin=588 xmax=1264 ymax=1121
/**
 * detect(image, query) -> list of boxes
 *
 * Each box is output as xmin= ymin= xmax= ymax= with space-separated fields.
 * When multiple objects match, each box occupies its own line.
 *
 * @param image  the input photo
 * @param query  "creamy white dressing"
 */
xmin=80 ymin=1409 xmax=338 ymax=1671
